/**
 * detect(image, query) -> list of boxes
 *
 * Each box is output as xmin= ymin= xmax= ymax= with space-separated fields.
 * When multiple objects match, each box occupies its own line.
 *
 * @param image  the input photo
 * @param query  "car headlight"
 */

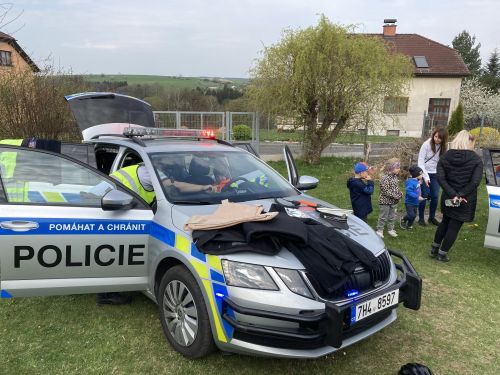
xmin=274 ymin=268 xmax=314 ymax=299
xmin=221 ymin=260 xmax=279 ymax=290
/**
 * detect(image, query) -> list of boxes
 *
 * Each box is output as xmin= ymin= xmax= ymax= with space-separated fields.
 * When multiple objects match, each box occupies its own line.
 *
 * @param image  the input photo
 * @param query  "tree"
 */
xmin=248 ymin=16 xmax=413 ymax=164
xmin=481 ymin=49 xmax=500 ymax=93
xmin=460 ymin=77 xmax=500 ymax=128
xmin=452 ymin=31 xmax=482 ymax=76
xmin=447 ymin=102 xmax=464 ymax=135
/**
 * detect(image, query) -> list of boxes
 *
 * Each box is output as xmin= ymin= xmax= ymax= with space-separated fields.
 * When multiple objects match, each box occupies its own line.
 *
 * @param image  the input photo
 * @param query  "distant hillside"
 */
xmin=83 ymin=74 xmax=248 ymax=89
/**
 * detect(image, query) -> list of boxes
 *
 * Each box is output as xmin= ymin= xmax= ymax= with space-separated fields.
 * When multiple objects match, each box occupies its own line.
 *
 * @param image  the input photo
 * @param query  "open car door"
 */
xmin=0 ymin=145 xmax=153 ymax=298
xmin=65 ymin=92 xmax=155 ymax=141
xmin=483 ymin=148 xmax=500 ymax=250
xmin=282 ymin=145 xmax=318 ymax=191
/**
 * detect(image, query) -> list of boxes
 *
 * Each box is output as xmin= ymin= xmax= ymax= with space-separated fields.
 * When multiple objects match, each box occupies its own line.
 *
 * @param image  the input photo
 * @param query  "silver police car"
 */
xmin=0 ymin=93 xmax=424 ymax=358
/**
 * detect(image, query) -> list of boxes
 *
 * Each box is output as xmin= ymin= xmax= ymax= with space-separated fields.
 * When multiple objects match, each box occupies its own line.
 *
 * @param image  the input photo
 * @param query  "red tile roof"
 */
xmin=366 ymin=33 xmax=469 ymax=77
xmin=0 ymin=31 xmax=40 ymax=72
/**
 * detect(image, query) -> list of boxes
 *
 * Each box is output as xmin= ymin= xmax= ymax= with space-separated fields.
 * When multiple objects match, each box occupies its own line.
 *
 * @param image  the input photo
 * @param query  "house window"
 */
xmin=0 ymin=50 xmax=12 ymax=66
xmin=383 ymin=97 xmax=409 ymax=114
xmin=428 ymin=98 xmax=451 ymax=127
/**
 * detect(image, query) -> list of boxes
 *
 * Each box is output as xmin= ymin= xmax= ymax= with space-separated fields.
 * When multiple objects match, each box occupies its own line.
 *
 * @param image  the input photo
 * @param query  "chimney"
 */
xmin=383 ymin=19 xmax=397 ymax=37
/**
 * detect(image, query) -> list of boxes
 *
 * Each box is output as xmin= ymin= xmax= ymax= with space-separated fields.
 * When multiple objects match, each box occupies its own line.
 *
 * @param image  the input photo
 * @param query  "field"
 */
xmin=83 ymin=74 xmax=248 ymax=89
xmin=0 ymin=157 xmax=498 ymax=374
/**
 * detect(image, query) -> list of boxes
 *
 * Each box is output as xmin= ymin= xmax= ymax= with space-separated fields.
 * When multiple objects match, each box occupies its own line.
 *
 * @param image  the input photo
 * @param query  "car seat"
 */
xmin=185 ymin=157 xmax=213 ymax=185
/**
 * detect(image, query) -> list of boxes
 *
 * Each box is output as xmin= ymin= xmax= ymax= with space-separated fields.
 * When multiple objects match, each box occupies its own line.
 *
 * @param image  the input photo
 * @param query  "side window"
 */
xmin=0 ymin=147 xmax=116 ymax=206
xmin=492 ymin=151 xmax=500 ymax=186
xmin=483 ymin=149 xmax=500 ymax=186
xmin=120 ymin=150 xmax=143 ymax=168
xmin=95 ymin=144 xmax=120 ymax=174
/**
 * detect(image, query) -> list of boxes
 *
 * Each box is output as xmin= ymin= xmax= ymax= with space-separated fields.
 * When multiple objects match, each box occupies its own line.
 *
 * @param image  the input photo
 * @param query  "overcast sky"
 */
xmin=3 ymin=0 xmax=499 ymax=77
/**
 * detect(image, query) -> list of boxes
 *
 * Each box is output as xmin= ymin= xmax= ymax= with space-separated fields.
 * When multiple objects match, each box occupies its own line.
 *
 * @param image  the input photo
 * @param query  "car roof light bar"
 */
xmin=123 ymin=127 xmax=217 ymax=139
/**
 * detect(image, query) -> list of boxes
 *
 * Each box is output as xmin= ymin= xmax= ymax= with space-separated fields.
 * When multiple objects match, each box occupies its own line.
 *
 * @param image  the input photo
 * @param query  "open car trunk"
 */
xmin=65 ymin=92 xmax=155 ymax=140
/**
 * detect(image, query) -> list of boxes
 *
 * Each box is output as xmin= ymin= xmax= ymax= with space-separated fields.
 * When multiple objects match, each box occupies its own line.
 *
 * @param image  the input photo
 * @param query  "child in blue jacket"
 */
xmin=401 ymin=165 xmax=425 ymax=229
xmin=347 ymin=162 xmax=374 ymax=222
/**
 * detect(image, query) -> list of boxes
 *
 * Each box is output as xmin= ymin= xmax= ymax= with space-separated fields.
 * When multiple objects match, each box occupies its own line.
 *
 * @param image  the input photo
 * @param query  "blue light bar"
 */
xmin=346 ymin=290 xmax=359 ymax=298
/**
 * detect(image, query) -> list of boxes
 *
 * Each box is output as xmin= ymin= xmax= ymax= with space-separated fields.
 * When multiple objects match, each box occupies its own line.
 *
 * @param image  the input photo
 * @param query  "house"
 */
xmin=371 ymin=19 xmax=469 ymax=137
xmin=0 ymin=31 xmax=39 ymax=75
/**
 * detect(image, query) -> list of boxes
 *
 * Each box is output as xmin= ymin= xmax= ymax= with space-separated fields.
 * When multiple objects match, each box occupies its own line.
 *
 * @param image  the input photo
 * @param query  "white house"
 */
xmin=371 ymin=20 xmax=469 ymax=137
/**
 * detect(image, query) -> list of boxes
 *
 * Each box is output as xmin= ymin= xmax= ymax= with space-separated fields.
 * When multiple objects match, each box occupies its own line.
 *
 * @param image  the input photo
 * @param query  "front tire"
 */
xmin=158 ymin=265 xmax=216 ymax=358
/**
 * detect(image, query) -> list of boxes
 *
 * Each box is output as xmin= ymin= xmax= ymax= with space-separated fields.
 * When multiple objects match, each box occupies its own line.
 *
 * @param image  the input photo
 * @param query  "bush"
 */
xmin=447 ymin=102 xmax=464 ymax=135
xmin=469 ymin=126 xmax=500 ymax=147
xmin=232 ymin=124 xmax=252 ymax=140
xmin=0 ymin=66 xmax=90 ymax=140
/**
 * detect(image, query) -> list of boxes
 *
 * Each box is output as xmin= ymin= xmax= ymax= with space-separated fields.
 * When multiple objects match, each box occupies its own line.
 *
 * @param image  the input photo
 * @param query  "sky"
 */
xmin=2 ymin=0 xmax=499 ymax=77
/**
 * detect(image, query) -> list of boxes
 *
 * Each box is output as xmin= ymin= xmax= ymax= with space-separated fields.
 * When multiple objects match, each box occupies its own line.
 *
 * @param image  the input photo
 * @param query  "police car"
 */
xmin=0 ymin=92 xmax=423 ymax=358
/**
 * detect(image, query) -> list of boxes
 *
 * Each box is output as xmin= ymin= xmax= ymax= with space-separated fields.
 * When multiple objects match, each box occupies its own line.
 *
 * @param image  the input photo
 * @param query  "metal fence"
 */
xmin=153 ymin=111 xmax=259 ymax=153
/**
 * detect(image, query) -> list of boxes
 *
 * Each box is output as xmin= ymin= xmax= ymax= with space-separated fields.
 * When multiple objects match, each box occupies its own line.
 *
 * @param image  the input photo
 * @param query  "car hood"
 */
xmin=65 ymin=92 xmax=155 ymax=140
xmin=170 ymin=195 xmax=385 ymax=269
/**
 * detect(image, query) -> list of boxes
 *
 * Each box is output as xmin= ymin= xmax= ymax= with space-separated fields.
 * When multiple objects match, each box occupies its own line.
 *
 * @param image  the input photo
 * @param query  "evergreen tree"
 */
xmin=481 ymin=49 xmax=500 ymax=92
xmin=452 ymin=31 xmax=482 ymax=76
xmin=447 ymin=102 xmax=464 ymax=136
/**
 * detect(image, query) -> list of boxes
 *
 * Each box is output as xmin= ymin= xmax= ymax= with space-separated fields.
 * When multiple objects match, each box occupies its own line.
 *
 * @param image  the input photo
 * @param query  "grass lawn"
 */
xmin=1 ymin=157 xmax=499 ymax=374
xmin=259 ymin=129 xmax=417 ymax=144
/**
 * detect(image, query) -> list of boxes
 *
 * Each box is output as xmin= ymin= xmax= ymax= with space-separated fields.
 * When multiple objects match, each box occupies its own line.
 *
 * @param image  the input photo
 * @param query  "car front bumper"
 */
xmin=219 ymin=249 xmax=422 ymax=357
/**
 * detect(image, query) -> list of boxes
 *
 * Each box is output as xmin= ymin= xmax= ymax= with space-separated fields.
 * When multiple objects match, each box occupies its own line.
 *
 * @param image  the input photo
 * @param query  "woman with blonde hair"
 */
xmin=429 ymin=130 xmax=483 ymax=262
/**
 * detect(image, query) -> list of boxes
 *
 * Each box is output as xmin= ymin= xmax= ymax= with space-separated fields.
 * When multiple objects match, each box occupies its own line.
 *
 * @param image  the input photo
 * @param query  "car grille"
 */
xmin=306 ymin=250 xmax=392 ymax=300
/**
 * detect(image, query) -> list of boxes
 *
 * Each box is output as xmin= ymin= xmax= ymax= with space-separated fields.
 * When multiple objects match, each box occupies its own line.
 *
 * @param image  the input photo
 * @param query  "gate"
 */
xmin=153 ymin=111 xmax=259 ymax=153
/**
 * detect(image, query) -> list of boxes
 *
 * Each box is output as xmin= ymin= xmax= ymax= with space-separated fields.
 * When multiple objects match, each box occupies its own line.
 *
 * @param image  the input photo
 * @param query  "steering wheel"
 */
xmin=221 ymin=176 xmax=251 ymax=192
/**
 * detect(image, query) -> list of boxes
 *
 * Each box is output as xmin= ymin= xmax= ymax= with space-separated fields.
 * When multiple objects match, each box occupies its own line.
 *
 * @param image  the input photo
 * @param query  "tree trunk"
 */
xmin=302 ymin=116 xmax=347 ymax=164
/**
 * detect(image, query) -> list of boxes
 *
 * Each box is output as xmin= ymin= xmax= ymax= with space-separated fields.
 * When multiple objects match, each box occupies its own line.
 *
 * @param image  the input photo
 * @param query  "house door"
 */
xmin=428 ymin=98 xmax=451 ymax=127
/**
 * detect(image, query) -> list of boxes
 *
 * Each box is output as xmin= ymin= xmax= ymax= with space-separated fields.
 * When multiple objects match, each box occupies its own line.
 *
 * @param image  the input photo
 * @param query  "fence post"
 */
xmin=176 ymin=112 xmax=181 ymax=129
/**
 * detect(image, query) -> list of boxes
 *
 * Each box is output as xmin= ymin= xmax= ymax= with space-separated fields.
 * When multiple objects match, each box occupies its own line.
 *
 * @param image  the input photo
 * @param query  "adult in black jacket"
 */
xmin=430 ymin=130 xmax=483 ymax=262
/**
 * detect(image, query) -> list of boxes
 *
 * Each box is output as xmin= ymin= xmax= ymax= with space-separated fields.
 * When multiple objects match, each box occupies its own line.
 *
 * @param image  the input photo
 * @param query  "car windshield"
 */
xmin=149 ymin=150 xmax=296 ymax=204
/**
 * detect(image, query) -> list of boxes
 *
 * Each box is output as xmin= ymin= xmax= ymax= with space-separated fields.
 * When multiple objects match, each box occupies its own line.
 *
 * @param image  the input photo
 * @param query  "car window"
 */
xmin=0 ymin=146 xmax=116 ymax=206
xmin=149 ymin=150 xmax=296 ymax=204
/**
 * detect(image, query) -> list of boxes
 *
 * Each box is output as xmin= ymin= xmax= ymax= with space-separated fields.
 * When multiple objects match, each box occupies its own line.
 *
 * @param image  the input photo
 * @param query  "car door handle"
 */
xmin=0 ymin=220 xmax=39 ymax=232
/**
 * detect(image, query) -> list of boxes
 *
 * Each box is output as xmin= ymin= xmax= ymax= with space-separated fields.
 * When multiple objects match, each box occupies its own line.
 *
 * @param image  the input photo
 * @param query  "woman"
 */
xmin=430 ymin=130 xmax=483 ymax=262
xmin=418 ymin=127 xmax=449 ymax=226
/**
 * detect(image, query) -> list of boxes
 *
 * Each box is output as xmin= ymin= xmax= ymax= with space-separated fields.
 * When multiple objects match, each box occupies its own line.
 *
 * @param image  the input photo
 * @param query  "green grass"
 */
xmin=82 ymin=74 xmax=248 ymax=89
xmin=259 ymin=129 xmax=417 ymax=144
xmin=1 ymin=157 xmax=499 ymax=374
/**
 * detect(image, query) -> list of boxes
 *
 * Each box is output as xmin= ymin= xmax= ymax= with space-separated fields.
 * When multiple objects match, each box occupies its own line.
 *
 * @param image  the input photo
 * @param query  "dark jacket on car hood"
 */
xmin=437 ymin=149 xmax=483 ymax=222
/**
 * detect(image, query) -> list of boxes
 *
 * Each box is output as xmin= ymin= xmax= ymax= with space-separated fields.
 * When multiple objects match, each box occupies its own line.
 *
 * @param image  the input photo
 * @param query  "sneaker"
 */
xmin=418 ymin=220 xmax=427 ymax=226
xmin=436 ymin=253 xmax=450 ymax=262
xmin=407 ymin=225 xmax=414 ymax=230
xmin=429 ymin=217 xmax=440 ymax=226
xmin=387 ymin=230 xmax=398 ymax=238
xmin=400 ymin=217 xmax=407 ymax=229
xmin=376 ymin=230 xmax=384 ymax=238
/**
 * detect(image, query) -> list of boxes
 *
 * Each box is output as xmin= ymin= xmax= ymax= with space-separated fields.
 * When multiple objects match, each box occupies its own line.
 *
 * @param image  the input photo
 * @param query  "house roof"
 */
xmin=366 ymin=33 xmax=469 ymax=77
xmin=0 ymin=31 xmax=40 ymax=72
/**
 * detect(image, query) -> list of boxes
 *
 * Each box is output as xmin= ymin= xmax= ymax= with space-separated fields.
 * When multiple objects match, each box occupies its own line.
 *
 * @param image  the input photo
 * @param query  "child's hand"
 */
xmin=363 ymin=174 xmax=372 ymax=181
xmin=418 ymin=196 xmax=425 ymax=201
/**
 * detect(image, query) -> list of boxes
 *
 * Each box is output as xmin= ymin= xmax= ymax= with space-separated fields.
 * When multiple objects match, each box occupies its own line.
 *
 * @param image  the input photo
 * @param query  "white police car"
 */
xmin=0 ymin=93 xmax=422 ymax=358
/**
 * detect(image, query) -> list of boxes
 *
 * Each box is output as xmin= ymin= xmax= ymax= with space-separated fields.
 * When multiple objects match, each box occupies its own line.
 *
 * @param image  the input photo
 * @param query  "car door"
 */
xmin=483 ymin=148 xmax=500 ymax=250
xmin=283 ymin=145 xmax=299 ymax=186
xmin=0 ymin=145 xmax=154 ymax=298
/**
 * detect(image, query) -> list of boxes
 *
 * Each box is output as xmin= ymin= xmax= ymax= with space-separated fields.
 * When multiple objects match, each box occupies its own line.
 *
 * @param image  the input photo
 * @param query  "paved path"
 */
xmin=258 ymin=141 xmax=364 ymax=161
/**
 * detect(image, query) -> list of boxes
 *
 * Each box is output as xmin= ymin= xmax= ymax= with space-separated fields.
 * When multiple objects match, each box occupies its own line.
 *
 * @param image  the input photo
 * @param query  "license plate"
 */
xmin=352 ymin=289 xmax=399 ymax=323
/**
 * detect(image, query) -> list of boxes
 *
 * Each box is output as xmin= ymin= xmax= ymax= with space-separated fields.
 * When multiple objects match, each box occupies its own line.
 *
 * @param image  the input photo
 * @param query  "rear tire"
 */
xmin=158 ymin=265 xmax=216 ymax=358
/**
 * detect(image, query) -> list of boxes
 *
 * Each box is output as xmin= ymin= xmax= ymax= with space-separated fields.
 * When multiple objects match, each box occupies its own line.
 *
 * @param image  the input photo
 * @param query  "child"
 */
xmin=400 ymin=165 xmax=425 ymax=229
xmin=376 ymin=158 xmax=403 ymax=238
xmin=347 ymin=162 xmax=374 ymax=222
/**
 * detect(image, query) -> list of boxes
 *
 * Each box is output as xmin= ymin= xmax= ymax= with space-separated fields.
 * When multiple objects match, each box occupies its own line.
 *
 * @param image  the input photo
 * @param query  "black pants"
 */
xmin=404 ymin=204 xmax=418 ymax=226
xmin=433 ymin=215 xmax=464 ymax=253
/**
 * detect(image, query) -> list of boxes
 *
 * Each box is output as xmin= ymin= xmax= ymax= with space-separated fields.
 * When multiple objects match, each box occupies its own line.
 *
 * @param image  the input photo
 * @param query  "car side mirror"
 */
xmin=296 ymin=175 xmax=319 ymax=191
xmin=101 ymin=189 xmax=136 ymax=211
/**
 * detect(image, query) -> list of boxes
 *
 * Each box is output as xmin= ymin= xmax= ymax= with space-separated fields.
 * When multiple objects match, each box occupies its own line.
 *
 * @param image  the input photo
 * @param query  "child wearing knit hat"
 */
xmin=376 ymin=158 xmax=403 ymax=238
